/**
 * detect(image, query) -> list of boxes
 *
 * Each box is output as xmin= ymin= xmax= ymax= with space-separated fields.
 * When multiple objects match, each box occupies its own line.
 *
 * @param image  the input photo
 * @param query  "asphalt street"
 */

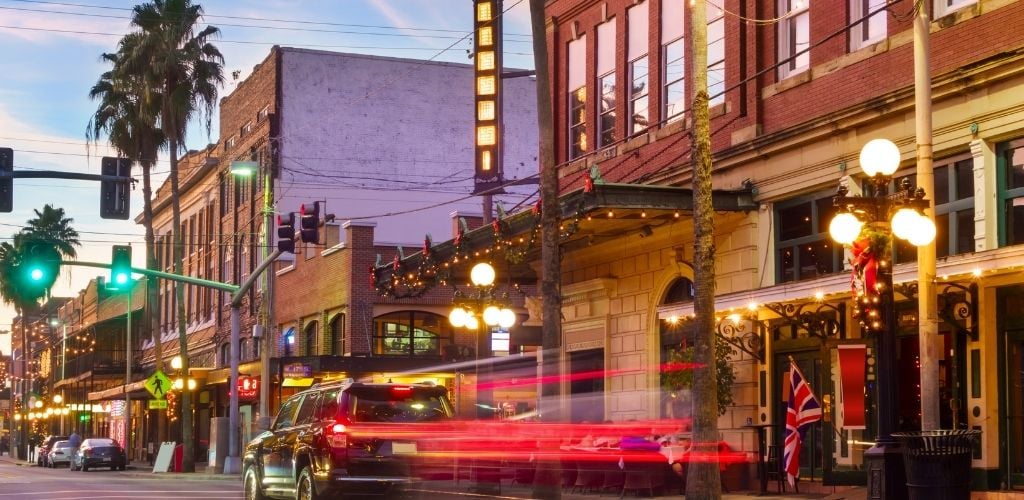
xmin=0 ymin=460 xmax=243 ymax=499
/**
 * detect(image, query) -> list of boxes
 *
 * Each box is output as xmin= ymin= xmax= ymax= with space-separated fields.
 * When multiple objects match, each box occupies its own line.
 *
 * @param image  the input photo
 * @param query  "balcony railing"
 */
xmin=54 ymin=348 xmax=144 ymax=380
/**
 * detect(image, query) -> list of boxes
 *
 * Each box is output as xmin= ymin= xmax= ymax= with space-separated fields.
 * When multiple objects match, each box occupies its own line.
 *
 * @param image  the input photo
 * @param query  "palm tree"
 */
xmin=0 ymin=206 xmax=80 ymax=461
xmin=87 ymin=40 xmax=167 ymax=436
xmin=687 ymin=0 xmax=721 ymax=497
xmin=119 ymin=0 xmax=224 ymax=472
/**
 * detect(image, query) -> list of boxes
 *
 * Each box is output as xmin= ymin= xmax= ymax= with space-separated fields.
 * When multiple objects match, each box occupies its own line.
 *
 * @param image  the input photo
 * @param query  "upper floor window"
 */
xmin=568 ymin=35 xmax=588 ymax=159
xmin=889 ymin=157 xmax=975 ymax=262
xmin=775 ymin=192 xmax=843 ymax=283
xmin=850 ymin=0 xmax=887 ymax=50
xmin=934 ymin=0 xmax=976 ymax=18
xmin=778 ymin=0 xmax=810 ymax=80
xmin=597 ymin=19 xmax=617 ymax=148
xmin=257 ymin=105 xmax=270 ymax=122
xmin=707 ymin=7 xmax=725 ymax=106
xmin=373 ymin=311 xmax=452 ymax=357
xmin=225 ymin=135 xmax=237 ymax=151
xmin=627 ymin=2 xmax=649 ymax=135
xmin=241 ymin=121 xmax=253 ymax=137
xmin=998 ymin=138 xmax=1024 ymax=247
xmin=662 ymin=0 xmax=685 ymax=123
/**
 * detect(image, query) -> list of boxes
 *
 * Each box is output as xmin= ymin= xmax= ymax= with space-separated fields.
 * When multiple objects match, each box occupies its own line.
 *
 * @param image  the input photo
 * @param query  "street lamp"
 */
xmin=829 ymin=138 xmax=936 ymax=499
xmin=448 ymin=263 xmax=517 ymax=330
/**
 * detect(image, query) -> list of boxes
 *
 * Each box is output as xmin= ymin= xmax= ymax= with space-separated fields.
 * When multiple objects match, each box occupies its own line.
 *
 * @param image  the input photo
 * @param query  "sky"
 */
xmin=0 ymin=0 xmax=535 ymax=356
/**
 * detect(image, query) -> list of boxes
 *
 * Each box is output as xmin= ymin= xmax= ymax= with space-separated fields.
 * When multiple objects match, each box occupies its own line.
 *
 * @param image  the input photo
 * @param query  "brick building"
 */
xmin=379 ymin=0 xmax=1024 ymax=490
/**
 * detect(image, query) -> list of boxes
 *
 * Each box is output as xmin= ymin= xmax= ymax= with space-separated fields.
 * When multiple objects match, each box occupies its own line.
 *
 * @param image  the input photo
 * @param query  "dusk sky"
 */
xmin=0 ymin=0 xmax=535 ymax=355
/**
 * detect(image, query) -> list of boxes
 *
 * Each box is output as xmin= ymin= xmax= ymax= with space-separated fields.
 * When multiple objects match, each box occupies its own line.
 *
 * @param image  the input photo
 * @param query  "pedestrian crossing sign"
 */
xmin=148 ymin=399 xmax=168 ymax=410
xmin=145 ymin=370 xmax=171 ymax=400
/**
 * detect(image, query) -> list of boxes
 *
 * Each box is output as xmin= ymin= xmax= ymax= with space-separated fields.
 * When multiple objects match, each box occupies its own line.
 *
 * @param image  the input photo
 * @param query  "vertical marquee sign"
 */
xmin=474 ymin=0 xmax=504 ymax=194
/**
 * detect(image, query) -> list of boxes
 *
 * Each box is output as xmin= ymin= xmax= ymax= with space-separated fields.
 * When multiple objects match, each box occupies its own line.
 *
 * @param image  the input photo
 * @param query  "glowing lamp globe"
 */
xmin=829 ymin=212 xmax=863 ymax=245
xmin=171 ymin=355 xmax=183 ymax=370
xmin=470 ymin=262 xmax=496 ymax=287
xmin=482 ymin=306 xmax=501 ymax=326
xmin=449 ymin=307 xmax=469 ymax=328
xmin=891 ymin=208 xmax=921 ymax=241
xmin=464 ymin=315 xmax=480 ymax=330
xmin=52 ymin=394 xmax=62 ymax=404
xmin=859 ymin=139 xmax=901 ymax=177
xmin=498 ymin=308 xmax=516 ymax=328
xmin=34 ymin=400 xmax=43 ymax=409
xmin=907 ymin=216 xmax=937 ymax=246
xmin=29 ymin=268 xmax=43 ymax=281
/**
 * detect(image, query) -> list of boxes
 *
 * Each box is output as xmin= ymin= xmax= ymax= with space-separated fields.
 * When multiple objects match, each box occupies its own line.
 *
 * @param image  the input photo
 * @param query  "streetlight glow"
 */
xmin=890 ymin=208 xmax=921 ymax=241
xmin=171 ymin=355 xmax=182 ymax=370
xmin=470 ymin=262 xmax=496 ymax=287
xmin=829 ymin=212 xmax=863 ymax=245
xmin=498 ymin=308 xmax=516 ymax=328
xmin=52 ymin=394 xmax=62 ymax=404
xmin=859 ymin=138 xmax=901 ymax=177
xmin=482 ymin=305 xmax=501 ymax=326
xmin=448 ymin=307 xmax=469 ymax=328
xmin=907 ymin=218 xmax=937 ymax=246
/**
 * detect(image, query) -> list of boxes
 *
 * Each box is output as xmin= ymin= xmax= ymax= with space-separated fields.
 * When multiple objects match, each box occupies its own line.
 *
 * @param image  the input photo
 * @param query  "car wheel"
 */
xmin=244 ymin=467 xmax=267 ymax=500
xmin=296 ymin=466 xmax=319 ymax=500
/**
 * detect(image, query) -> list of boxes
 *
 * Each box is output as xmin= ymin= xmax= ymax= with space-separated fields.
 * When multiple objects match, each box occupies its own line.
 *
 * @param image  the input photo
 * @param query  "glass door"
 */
xmin=1003 ymin=329 xmax=1024 ymax=489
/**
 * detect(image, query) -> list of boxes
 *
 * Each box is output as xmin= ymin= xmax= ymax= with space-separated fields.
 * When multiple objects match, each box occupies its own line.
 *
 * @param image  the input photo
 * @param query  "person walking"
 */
xmin=68 ymin=431 xmax=81 ymax=468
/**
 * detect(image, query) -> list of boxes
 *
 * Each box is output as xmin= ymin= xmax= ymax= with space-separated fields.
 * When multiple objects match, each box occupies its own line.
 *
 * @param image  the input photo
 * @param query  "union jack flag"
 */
xmin=783 ymin=361 xmax=822 ymax=486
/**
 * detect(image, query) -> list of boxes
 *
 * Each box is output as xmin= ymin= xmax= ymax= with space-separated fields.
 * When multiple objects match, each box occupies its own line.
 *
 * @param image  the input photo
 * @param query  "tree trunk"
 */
xmin=529 ymin=0 xmax=562 ymax=498
xmin=686 ymin=1 xmax=722 ymax=498
xmin=167 ymin=122 xmax=194 ymax=473
xmin=141 ymin=159 xmax=165 ymax=443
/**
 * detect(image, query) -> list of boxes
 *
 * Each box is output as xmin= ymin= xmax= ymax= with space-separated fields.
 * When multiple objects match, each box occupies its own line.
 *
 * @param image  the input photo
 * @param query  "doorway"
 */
xmin=569 ymin=349 xmax=604 ymax=423
xmin=998 ymin=285 xmax=1024 ymax=490
xmin=774 ymin=348 xmax=826 ymax=482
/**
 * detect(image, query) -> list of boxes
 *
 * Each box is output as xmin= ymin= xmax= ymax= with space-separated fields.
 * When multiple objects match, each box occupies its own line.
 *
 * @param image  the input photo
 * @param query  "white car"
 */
xmin=47 ymin=441 xmax=74 ymax=468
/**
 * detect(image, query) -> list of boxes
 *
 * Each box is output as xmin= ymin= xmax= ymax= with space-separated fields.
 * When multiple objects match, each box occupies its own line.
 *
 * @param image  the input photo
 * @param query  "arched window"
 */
xmin=219 ymin=343 xmax=230 ymax=368
xmin=240 ymin=338 xmax=250 ymax=361
xmin=304 ymin=321 xmax=318 ymax=356
xmin=660 ymin=277 xmax=695 ymax=419
xmin=283 ymin=327 xmax=295 ymax=357
xmin=329 ymin=314 xmax=345 ymax=356
xmin=663 ymin=277 xmax=695 ymax=304
xmin=373 ymin=311 xmax=452 ymax=356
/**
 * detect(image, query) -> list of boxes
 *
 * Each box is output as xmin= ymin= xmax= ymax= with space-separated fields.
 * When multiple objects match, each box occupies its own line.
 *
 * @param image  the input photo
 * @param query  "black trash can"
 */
xmin=892 ymin=430 xmax=981 ymax=500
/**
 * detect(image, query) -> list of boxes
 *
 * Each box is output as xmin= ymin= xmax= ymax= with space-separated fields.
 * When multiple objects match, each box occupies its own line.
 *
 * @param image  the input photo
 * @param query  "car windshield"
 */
xmin=53 ymin=441 xmax=70 ymax=449
xmin=86 ymin=439 xmax=117 ymax=447
xmin=348 ymin=386 xmax=451 ymax=423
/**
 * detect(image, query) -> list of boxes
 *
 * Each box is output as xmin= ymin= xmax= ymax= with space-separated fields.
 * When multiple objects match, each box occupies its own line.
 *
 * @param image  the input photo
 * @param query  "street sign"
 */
xmin=284 ymin=363 xmax=312 ymax=378
xmin=144 ymin=370 xmax=171 ymax=400
xmin=147 ymin=399 xmax=168 ymax=410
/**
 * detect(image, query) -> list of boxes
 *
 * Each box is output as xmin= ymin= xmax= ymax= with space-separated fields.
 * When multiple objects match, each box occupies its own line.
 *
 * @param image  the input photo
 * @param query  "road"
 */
xmin=0 ymin=460 xmax=242 ymax=499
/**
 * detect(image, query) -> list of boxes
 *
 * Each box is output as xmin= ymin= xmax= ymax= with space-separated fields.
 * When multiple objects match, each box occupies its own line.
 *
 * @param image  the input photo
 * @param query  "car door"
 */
xmin=261 ymin=394 xmax=303 ymax=488
xmin=283 ymin=392 xmax=319 ymax=489
xmin=307 ymin=388 xmax=341 ymax=477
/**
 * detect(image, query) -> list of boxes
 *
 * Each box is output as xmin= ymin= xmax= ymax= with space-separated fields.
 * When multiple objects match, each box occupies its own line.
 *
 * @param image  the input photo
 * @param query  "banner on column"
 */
xmin=837 ymin=344 xmax=867 ymax=429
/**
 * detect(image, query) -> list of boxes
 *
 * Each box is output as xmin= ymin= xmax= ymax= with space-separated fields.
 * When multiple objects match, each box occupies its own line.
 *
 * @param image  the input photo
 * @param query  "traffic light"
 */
xmin=0 ymin=148 xmax=11 ymax=212
xmin=100 ymin=157 xmax=131 ymax=219
xmin=299 ymin=202 xmax=320 ymax=244
xmin=19 ymin=239 xmax=60 ymax=300
xmin=277 ymin=212 xmax=295 ymax=253
xmin=109 ymin=245 xmax=132 ymax=289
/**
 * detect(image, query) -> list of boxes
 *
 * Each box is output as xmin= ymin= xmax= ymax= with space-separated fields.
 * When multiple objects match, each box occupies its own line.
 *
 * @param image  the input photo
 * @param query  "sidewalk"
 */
xmin=121 ymin=460 xmax=241 ymax=480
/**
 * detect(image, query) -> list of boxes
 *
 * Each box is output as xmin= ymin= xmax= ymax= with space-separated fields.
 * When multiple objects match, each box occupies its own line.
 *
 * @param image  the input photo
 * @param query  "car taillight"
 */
xmin=327 ymin=421 xmax=348 ymax=448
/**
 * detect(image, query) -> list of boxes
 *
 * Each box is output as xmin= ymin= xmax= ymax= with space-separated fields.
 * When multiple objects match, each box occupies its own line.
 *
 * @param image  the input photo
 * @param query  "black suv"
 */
xmin=243 ymin=380 xmax=453 ymax=499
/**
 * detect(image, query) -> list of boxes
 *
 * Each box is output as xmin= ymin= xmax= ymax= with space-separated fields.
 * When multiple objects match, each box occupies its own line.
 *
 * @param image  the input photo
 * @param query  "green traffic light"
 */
xmin=29 ymin=268 xmax=44 ymax=281
xmin=115 ymin=273 xmax=128 ymax=285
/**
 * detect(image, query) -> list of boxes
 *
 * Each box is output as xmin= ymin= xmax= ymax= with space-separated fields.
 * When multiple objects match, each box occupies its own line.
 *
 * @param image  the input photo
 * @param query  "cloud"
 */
xmin=0 ymin=4 xmax=130 ymax=46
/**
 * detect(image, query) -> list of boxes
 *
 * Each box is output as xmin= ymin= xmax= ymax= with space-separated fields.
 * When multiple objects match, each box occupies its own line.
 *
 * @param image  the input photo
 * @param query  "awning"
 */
xmin=88 ymin=380 xmax=149 ymax=401
xmin=373 ymin=183 xmax=756 ymax=295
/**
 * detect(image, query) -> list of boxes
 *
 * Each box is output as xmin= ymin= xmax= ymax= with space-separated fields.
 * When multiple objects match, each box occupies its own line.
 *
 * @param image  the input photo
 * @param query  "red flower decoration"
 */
xmin=584 ymin=175 xmax=594 ymax=193
xmin=532 ymin=200 xmax=541 ymax=215
xmin=850 ymin=237 xmax=877 ymax=295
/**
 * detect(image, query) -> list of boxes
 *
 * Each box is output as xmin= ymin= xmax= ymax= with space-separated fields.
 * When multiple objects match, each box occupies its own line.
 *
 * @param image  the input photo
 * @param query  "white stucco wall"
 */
xmin=276 ymin=48 xmax=538 ymax=246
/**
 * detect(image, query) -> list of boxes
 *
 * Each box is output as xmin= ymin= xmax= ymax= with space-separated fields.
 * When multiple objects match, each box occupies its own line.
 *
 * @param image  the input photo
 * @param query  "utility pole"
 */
xmin=258 ymin=159 xmax=275 ymax=432
xmin=687 ymin=0 xmax=722 ymax=498
xmin=125 ymin=284 xmax=132 ymax=461
xmin=914 ymin=0 xmax=940 ymax=431
xmin=528 ymin=0 xmax=561 ymax=498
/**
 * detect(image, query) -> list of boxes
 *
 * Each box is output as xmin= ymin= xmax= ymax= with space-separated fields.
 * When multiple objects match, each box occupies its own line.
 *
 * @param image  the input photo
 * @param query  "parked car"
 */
xmin=47 ymin=440 xmax=74 ymax=468
xmin=242 ymin=380 xmax=454 ymax=499
xmin=37 ymin=435 xmax=69 ymax=467
xmin=70 ymin=438 xmax=126 ymax=471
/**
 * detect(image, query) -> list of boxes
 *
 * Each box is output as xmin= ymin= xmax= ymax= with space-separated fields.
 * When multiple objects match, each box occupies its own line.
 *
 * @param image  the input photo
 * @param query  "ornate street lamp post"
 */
xmin=829 ymin=139 xmax=936 ymax=500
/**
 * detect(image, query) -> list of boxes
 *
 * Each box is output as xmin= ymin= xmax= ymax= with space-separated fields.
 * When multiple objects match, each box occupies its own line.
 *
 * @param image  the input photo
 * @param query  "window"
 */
xmin=627 ymin=3 xmax=649 ymax=134
xmin=998 ymin=139 xmax=1024 ymax=247
xmin=283 ymin=327 xmax=295 ymax=357
xmin=316 ymin=389 xmax=341 ymax=421
xmin=219 ymin=175 xmax=229 ymax=216
xmin=220 ymin=343 xmax=230 ymax=367
xmin=934 ymin=0 xmax=976 ymax=18
xmin=931 ymin=155 xmax=975 ymax=257
xmin=662 ymin=0 xmax=685 ymax=122
xmin=273 ymin=394 xmax=302 ymax=430
xmin=373 ymin=311 xmax=452 ymax=356
xmin=225 ymin=136 xmax=237 ymax=151
xmin=707 ymin=8 xmax=725 ymax=106
xmin=850 ymin=0 xmax=887 ymax=50
xmin=257 ymin=105 xmax=270 ymax=122
xmin=778 ymin=0 xmax=810 ymax=79
xmin=304 ymin=321 xmax=318 ymax=356
xmin=775 ymin=193 xmax=844 ymax=283
xmin=596 ymin=19 xmax=616 ymax=148
xmin=241 ymin=121 xmax=253 ymax=137
xmin=330 ymin=314 xmax=345 ymax=356
xmin=568 ymin=35 xmax=588 ymax=159
xmin=294 ymin=393 xmax=318 ymax=425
